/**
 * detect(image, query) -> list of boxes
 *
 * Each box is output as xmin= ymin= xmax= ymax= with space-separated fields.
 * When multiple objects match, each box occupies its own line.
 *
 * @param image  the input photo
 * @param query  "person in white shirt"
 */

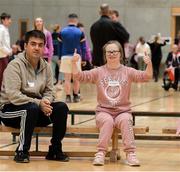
xmin=135 ymin=36 xmax=151 ymax=70
xmin=0 ymin=12 xmax=12 ymax=91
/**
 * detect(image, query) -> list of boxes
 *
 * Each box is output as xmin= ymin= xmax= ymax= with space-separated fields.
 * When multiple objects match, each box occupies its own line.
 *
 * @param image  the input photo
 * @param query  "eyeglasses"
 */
xmin=106 ymin=50 xmax=120 ymax=56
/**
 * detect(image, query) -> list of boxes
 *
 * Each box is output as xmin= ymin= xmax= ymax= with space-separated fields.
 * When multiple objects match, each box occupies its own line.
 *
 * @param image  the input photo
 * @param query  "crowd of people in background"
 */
xmin=1 ymin=3 xmax=180 ymax=104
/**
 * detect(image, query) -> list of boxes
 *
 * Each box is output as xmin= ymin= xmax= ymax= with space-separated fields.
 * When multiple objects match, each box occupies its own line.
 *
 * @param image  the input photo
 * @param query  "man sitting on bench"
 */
xmin=0 ymin=30 xmax=69 ymax=163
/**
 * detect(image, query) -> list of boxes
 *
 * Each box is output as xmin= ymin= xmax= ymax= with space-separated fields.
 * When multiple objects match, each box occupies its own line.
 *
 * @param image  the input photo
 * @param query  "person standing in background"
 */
xmin=0 ymin=12 xmax=12 ymax=91
xmin=59 ymin=13 xmax=86 ymax=103
xmin=110 ymin=9 xmax=131 ymax=64
xmin=135 ymin=36 xmax=151 ymax=70
xmin=51 ymin=24 xmax=64 ymax=87
xmin=34 ymin=17 xmax=54 ymax=63
xmin=77 ymin=22 xmax=93 ymax=70
xmin=110 ymin=10 xmax=120 ymax=22
xmin=90 ymin=3 xmax=129 ymax=67
xmin=148 ymin=35 xmax=166 ymax=82
xmin=0 ymin=12 xmax=12 ymax=124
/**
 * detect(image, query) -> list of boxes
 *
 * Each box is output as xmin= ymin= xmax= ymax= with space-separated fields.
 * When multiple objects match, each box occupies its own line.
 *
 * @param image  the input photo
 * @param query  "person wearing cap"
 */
xmin=59 ymin=13 xmax=86 ymax=103
xmin=90 ymin=3 xmax=129 ymax=67
xmin=0 ymin=12 xmax=12 ymax=91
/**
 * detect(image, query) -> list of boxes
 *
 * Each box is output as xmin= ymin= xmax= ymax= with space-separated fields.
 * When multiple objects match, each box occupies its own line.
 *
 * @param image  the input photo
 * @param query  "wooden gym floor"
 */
xmin=0 ymin=79 xmax=180 ymax=171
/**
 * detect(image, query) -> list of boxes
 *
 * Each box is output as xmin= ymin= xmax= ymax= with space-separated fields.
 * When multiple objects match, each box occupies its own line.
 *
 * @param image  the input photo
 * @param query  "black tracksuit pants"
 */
xmin=1 ymin=102 xmax=69 ymax=152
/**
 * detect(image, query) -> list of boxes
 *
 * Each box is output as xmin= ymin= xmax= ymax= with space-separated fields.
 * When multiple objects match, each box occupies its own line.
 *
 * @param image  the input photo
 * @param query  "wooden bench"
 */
xmin=69 ymin=110 xmax=180 ymax=140
xmin=162 ymin=127 xmax=176 ymax=134
xmin=0 ymin=125 xmax=149 ymax=162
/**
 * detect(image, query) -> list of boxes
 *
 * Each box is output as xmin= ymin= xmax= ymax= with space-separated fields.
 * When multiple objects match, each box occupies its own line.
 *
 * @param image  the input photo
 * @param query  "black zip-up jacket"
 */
xmin=90 ymin=15 xmax=129 ymax=66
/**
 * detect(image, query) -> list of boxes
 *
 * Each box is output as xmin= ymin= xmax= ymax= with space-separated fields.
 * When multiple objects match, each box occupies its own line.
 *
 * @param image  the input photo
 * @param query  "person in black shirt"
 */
xmin=90 ymin=3 xmax=129 ymax=66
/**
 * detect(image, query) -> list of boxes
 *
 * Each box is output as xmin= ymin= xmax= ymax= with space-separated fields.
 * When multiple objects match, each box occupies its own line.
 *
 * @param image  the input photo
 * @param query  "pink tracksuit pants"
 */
xmin=96 ymin=111 xmax=136 ymax=153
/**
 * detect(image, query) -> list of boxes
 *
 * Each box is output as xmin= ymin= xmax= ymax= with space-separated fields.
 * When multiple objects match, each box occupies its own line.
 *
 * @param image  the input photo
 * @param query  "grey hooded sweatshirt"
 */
xmin=0 ymin=52 xmax=55 ymax=108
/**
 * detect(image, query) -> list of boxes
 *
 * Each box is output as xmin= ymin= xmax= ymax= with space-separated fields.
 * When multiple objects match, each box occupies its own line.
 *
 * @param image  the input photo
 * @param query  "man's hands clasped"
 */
xmin=40 ymin=99 xmax=53 ymax=116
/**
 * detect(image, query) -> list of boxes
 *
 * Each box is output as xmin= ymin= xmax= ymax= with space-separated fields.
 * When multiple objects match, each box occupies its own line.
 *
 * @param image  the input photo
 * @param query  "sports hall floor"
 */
xmin=0 ymin=79 xmax=180 ymax=171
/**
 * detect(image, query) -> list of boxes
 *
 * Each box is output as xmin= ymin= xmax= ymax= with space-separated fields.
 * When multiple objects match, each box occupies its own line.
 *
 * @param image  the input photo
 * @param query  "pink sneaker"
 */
xmin=93 ymin=152 xmax=105 ymax=166
xmin=126 ymin=152 xmax=140 ymax=166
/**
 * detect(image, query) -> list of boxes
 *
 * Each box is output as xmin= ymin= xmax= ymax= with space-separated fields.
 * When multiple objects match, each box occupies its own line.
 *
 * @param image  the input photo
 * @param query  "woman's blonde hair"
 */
xmin=102 ymin=40 xmax=124 ymax=64
xmin=34 ymin=17 xmax=44 ymax=31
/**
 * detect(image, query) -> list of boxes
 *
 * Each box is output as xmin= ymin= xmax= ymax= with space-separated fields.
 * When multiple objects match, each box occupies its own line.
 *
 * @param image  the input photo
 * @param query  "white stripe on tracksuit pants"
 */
xmin=0 ymin=109 xmax=27 ymax=151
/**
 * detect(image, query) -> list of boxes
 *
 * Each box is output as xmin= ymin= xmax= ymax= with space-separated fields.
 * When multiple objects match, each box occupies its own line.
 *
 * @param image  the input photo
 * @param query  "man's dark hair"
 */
xmin=0 ymin=12 xmax=11 ymax=20
xmin=77 ymin=22 xmax=84 ymax=28
xmin=112 ymin=10 xmax=119 ymax=17
xmin=24 ymin=30 xmax=46 ymax=44
xmin=68 ymin=13 xmax=78 ymax=19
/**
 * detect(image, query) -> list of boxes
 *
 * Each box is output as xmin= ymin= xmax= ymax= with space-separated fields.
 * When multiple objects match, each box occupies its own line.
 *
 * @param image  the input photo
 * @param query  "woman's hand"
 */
xmin=72 ymin=49 xmax=80 ymax=63
xmin=144 ymin=52 xmax=153 ymax=79
xmin=143 ymin=53 xmax=151 ymax=65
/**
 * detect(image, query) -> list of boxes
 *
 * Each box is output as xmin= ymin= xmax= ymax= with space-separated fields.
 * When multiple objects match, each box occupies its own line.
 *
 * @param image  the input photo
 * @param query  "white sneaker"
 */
xmin=126 ymin=152 xmax=140 ymax=166
xmin=93 ymin=152 xmax=105 ymax=166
